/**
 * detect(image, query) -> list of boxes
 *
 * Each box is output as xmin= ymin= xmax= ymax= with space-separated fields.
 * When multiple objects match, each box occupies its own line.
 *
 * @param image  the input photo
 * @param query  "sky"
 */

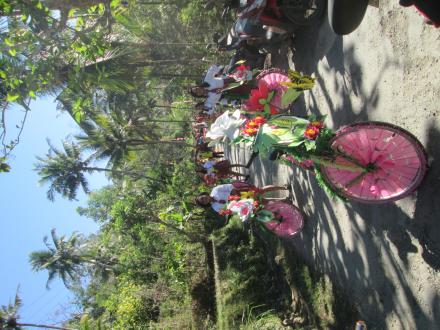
xmin=0 ymin=98 xmax=107 ymax=327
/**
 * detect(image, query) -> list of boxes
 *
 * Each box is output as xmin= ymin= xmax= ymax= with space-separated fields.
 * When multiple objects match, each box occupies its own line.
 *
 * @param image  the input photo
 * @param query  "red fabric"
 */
xmin=259 ymin=13 xmax=282 ymax=26
xmin=266 ymin=0 xmax=282 ymax=18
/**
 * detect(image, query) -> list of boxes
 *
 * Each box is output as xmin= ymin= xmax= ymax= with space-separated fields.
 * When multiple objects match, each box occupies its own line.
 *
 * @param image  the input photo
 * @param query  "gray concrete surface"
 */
xmin=227 ymin=2 xmax=440 ymax=329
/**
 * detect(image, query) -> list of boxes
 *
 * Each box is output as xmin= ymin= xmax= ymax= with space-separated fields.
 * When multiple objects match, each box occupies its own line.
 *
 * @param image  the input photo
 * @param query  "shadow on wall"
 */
xmin=282 ymin=15 xmax=440 ymax=330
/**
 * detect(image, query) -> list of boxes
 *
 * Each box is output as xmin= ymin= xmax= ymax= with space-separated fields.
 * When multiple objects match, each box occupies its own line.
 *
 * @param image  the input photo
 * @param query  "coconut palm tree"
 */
xmin=0 ymin=286 xmax=76 ymax=329
xmin=35 ymin=140 xmax=162 ymax=201
xmin=30 ymin=230 xmax=119 ymax=289
xmin=29 ymin=229 xmax=89 ymax=289
xmin=75 ymin=109 xmax=189 ymax=170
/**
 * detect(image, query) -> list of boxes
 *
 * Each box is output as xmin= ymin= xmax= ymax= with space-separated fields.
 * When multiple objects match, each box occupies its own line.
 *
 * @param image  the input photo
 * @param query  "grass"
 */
xmin=211 ymin=216 xmax=359 ymax=329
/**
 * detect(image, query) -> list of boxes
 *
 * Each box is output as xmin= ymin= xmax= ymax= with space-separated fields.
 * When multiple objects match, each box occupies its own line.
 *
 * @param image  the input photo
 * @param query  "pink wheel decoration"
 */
xmin=256 ymin=69 xmax=291 ymax=110
xmin=321 ymin=122 xmax=428 ymax=203
xmin=262 ymin=201 xmax=304 ymax=238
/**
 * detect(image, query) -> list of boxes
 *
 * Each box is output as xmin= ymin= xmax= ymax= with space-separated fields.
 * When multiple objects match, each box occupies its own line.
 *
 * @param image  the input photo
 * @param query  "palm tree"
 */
xmin=30 ymin=230 xmax=118 ymax=289
xmin=0 ymin=286 xmax=76 ymax=329
xmin=29 ymin=229 xmax=88 ymax=289
xmin=35 ymin=140 xmax=162 ymax=201
xmin=75 ymin=110 xmax=189 ymax=170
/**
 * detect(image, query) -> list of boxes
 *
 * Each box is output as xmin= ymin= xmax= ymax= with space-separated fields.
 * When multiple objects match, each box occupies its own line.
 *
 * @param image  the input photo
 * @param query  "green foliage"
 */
xmin=102 ymin=279 xmax=160 ymax=329
xmin=280 ymin=88 xmax=302 ymax=108
xmin=0 ymin=157 xmax=10 ymax=172
xmin=213 ymin=218 xmax=289 ymax=328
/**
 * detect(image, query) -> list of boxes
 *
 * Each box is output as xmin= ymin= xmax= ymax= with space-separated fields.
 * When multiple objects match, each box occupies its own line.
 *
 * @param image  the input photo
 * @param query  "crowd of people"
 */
xmin=189 ymin=62 xmax=291 ymax=216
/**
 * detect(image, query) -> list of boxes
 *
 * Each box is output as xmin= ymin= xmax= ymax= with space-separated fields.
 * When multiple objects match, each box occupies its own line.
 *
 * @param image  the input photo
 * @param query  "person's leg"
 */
xmin=229 ymin=171 xmax=247 ymax=177
xmin=230 ymin=164 xmax=248 ymax=168
xmin=262 ymin=196 xmax=289 ymax=202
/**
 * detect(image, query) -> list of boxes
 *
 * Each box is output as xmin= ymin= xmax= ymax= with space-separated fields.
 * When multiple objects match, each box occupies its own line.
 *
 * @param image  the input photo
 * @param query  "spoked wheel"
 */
xmin=320 ymin=122 xmax=428 ymax=203
xmin=263 ymin=201 xmax=304 ymax=238
xmin=280 ymin=0 xmax=326 ymax=26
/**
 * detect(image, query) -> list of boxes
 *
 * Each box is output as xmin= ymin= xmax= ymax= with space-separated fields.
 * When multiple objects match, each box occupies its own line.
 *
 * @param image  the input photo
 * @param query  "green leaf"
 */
xmin=256 ymin=210 xmax=275 ymax=223
xmin=221 ymin=81 xmax=244 ymax=92
xmin=68 ymin=9 xmax=76 ymax=17
xmin=288 ymin=139 xmax=305 ymax=147
xmin=73 ymin=110 xmax=84 ymax=123
xmin=304 ymin=139 xmax=316 ymax=151
xmin=269 ymin=116 xmax=309 ymax=129
xmin=267 ymin=90 xmax=275 ymax=102
xmin=281 ymin=88 xmax=302 ymax=108
xmin=0 ymin=162 xmax=11 ymax=173
xmin=0 ymin=71 xmax=6 ymax=79
xmin=36 ymin=1 xmax=43 ymax=9
xmin=8 ymin=49 xmax=17 ymax=57
xmin=4 ymin=38 xmax=14 ymax=47
xmin=28 ymin=91 xmax=36 ymax=99
xmin=6 ymin=93 xmax=19 ymax=102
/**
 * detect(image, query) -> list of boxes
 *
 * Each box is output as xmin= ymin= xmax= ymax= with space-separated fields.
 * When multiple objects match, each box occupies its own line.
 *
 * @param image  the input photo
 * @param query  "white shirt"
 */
xmin=203 ymin=65 xmax=225 ymax=112
xmin=210 ymin=184 xmax=234 ymax=213
xmin=204 ymin=65 xmax=224 ymax=89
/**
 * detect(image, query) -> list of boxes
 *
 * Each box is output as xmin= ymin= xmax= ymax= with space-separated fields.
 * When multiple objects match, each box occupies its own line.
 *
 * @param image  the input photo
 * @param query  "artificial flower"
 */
xmin=229 ymin=64 xmax=252 ymax=82
xmin=206 ymin=110 xmax=246 ymax=142
xmin=304 ymin=124 xmax=320 ymax=140
xmin=244 ymin=80 xmax=277 ymax=114
xmin=243 ymin=128 xmax=258 ymax=136
xmin=310 ymin=120 xmax=324 ymax=129
xmin=227 ymin=199 xmax=255 ymax=222
xmin=246 ymin=121 xmax=258 ymax=128
xmin=236 ymin=64 xmax=250 ymax=71
xmin=253 ymin=116 xmax=267 ymax=125
xmin=219 ymin=209 xmax=232 ymax=216
xmin=240 ymin=191 xmax=255 ymax=199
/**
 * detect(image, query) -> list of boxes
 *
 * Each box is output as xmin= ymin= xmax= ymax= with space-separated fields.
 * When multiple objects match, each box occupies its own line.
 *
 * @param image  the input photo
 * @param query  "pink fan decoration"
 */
xmin=257 ymin=69 xmax=291 ymax=110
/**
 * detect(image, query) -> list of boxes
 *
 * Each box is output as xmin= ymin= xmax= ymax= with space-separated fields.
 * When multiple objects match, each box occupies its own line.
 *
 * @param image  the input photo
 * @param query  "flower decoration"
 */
xmin=240 ymin=191 xmax=255 ymax=199
xmin=206 ymin=110 xmax=246 ymax=142
xmin=244 ymin=80 xmax=278 ymax=115
xmin=219 ymin=209 xmax=232 ymax=216
xmin=241 ymin=116 xmax=267 ymax=137
xmin=304 ymin=121 xmax=324 ymax=140
xmin=229 ymin=64 xmax=252 ymax=82
xmin=227 ymin=199 xmax=255 ymax=222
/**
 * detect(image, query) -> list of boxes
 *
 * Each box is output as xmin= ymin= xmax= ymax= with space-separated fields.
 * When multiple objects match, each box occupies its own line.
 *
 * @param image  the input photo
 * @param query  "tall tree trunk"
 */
xmin=82 ymin=166 xmax=166 ymax=183
xmin=42 ymin=0 xmax=104 ymax=11
xmin=147 ymin=215 xmax=206 ymax=244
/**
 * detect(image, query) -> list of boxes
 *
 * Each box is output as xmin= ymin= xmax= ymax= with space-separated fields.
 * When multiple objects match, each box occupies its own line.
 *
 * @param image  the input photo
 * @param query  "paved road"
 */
xmin=228 ymin=2 xmax=440 ymax=329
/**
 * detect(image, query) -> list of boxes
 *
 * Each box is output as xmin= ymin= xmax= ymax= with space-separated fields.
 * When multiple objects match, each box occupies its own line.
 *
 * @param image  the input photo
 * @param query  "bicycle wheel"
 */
xmin=320 ymin=122 xmax=428 ymax=203
xmin=263 ymin=201 xmax=304 ymax=238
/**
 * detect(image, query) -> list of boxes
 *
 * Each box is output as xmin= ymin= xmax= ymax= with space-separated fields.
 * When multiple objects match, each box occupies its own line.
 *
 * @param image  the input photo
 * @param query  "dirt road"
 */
xmin=229 ymin=2 xmax=440 ymax=329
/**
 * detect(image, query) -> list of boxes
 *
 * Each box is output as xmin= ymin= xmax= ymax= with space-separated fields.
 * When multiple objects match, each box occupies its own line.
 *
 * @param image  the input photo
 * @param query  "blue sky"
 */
xmin=0 ymin=98 xmax=106 ymax=326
